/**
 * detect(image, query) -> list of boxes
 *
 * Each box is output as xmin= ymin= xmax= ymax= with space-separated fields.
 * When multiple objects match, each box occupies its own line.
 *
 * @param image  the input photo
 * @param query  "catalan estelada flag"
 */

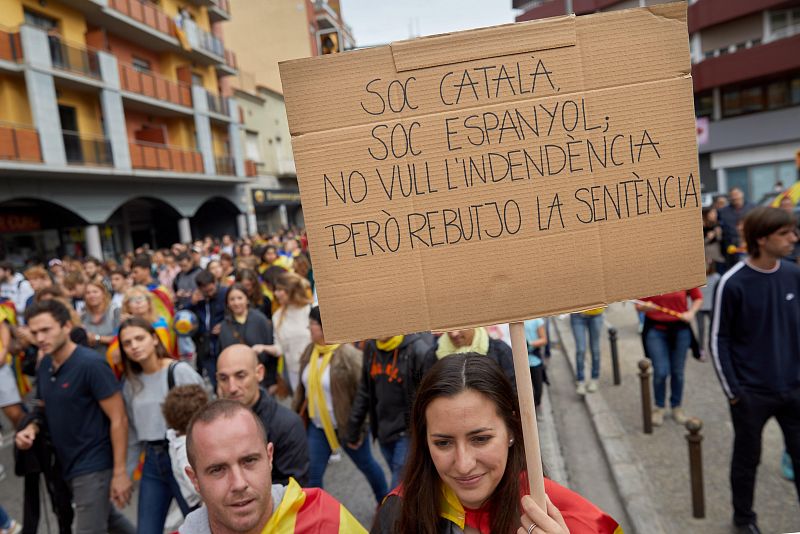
xmin=147 ymin=283 xmax=177 ymax=356
xmin=261 ymin=478 xmax=365 ymax=534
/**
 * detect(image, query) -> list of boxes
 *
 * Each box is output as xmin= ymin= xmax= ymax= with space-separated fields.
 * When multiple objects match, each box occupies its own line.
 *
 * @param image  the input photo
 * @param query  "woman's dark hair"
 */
xmin=118 ymin=317 xmax=170 ymax=392
xmin=235 ymin=269 xmax=264 ymax=308
xmin=743 ymin=206 xmax=795 ymax=259
xmin=399 ymin=353 xmax=525 ymax=534
xmin=224 ymin=283 xmax=250 ymax=315
xmin=309 ymin=305 xmax=321 ymax=326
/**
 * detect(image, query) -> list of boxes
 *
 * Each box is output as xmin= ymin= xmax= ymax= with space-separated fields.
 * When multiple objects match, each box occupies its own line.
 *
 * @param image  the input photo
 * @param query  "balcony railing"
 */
xmin=62 ymin=130 xmax=112 ymax=166
xmin=119 ymin=63 xmax=192 ymax=107
xmin=0 ymin=27 xmax=22 ymax=62
xmin=184 ymin=20 xmax=224 ymax=58
xmin=215 ymin=154 xmax=234 ymax=175
xmin=109 ymin=0 xmax=175 ymax=38
xmin=49 ymin=37 xmax=100 ymax=78
xmin=206 ymin=91 xmax=229 ymax=116
xmin=0 ymin=122 xmax=42 ymax=162
xmin=130 ymin=140 xmax=204 ymax=173
xmin=212 ymin=0 xmax=230 ymax=14
xmin=224 ymin=49 xmax=237 ymax=70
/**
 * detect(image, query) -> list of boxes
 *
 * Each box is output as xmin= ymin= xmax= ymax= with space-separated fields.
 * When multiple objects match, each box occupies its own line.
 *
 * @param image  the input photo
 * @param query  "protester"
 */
xmin=261 ymin=272 xmax=312 ymax=393
xmin=118 ymin=317 xmax=204 ymax=532
xmin=0 ymin=315 xmax=24 ymax=429
xmin=162 ymin=384 xmax=209 ymax=512
xmin=80 ymin=280 xmax=119 ymax=356
xmin=570 ymin=307 xmax=605 ymax=395
xmin=62 ymin=271 xmax=87 ymax=315
xmin=524 ymin=317 xmax=548 ymax=409
xmin=719 ymin=187 xmax=755 ymax=268
xmin=22 ymin=266 xmax=52 ymax=310
xmin=703 ymin=206 xmax=725 ymax=273
xmin=424 ymin=327 xmax=516 ymax=389
xmin=218 ymin=283 xmax=276 ymax=390
xmin=16 ymin=299 xmax=135 ymax=534
xmin=696 ymin=261 xmax=720 ymax=360
xmin=0 ymin=261 xmax=34 ymax=316
xmin=109 ymin=268 xmax=129 ymax=310
xmin=189 ymin=270 xmax=227 ymax=385
xmin=711 ymin=206 xmax=800 ymax=533
xmin=371 ymin=353 xmax=621 ymax=533
xmin=179 ymin=399 xmax=364 ymax=533
xmin=173 ymin=253 xmax=202 ymax=310
xmin=216 ymin=344 xmax=309 ymax=485
xmin=637 ymin=288 xmax=703 ymax=426
xmin=292 ymin=306 xmax=387 ymax=502
xmin=346 ymin=332 xmax=433 ymax=489
xmin=235 ymin=268 xmax=271 ymax=319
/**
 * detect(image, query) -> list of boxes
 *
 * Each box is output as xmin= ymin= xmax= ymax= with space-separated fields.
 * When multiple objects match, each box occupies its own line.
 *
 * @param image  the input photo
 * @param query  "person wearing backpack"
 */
xmin=118 ymin=317 xmax=204 ymax=533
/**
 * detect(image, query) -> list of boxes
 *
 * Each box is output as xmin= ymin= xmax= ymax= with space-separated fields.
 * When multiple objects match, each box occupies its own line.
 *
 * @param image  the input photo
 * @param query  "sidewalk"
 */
xmin=553 ymin=303 xmax=799 ymax=534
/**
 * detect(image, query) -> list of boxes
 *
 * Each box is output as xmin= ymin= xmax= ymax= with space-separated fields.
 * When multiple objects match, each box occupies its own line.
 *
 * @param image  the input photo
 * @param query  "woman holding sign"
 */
xmin=371 ymin=354 xmax=621 ymax=534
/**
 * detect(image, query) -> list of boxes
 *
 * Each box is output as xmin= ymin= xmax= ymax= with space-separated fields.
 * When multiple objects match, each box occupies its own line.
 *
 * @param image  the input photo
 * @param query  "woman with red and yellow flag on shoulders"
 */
xmin=372 ymin=353 xmax=622 ymax=534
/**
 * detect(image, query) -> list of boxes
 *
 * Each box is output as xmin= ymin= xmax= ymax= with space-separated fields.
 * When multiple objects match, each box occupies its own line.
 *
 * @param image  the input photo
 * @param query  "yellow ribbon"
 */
xmin=308 ymin=343 xmax=341 ymax=451
xmin=376 ymin=335 xmax=403 ymax=352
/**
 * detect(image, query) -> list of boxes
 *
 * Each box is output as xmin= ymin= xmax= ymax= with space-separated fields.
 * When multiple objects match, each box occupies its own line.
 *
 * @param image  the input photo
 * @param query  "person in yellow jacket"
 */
xmin=181 ymin=399 xmax=365 ymax=534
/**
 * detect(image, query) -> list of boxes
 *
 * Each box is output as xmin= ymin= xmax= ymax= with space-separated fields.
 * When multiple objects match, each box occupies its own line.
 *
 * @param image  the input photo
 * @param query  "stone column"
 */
xmin=97 ymin=51 xmax=131 ymax=170
xmin=178 ymin=217 xmax=192 ymax=244
xmin=85 ymin=224 xmax=103 ymax=260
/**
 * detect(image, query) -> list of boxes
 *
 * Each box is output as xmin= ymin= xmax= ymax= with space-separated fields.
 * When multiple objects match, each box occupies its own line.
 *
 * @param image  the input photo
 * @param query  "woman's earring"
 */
xmin=508 ymin=438 xmax=514 ymax=446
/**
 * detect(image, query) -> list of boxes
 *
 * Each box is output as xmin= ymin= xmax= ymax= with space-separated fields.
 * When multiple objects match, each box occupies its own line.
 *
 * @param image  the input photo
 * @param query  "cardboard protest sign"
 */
xmin=280 ymin=2 xmax=705 ymax=343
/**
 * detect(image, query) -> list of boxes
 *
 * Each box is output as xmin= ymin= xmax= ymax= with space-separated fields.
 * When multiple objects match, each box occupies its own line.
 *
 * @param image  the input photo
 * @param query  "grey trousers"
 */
xmin=68 ymin=469 xmax=135 ymax=534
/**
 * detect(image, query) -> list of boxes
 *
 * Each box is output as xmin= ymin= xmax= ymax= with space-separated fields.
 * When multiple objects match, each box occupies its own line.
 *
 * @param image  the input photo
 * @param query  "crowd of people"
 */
xmin=0 ymin=190 xmax=796 ymax=534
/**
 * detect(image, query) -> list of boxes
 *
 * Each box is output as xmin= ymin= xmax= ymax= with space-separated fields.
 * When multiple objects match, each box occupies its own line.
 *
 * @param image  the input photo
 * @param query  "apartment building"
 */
xmin=224 ymin=0 xmax=355 ymax=233
xmin=0 ymin=0 xmax=251 ymax=262
xmin=515 ymin=0 xmax=800 ymax=200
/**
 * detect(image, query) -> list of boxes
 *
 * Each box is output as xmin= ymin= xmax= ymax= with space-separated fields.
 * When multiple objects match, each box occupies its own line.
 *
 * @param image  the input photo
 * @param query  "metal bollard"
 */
xmin=638 ymin=359 xmax=653 ymax=434
xmin=685 ymin=418 xmax=705 ymax=518
xmin=608 ymin=326 xmax=621 ymax=385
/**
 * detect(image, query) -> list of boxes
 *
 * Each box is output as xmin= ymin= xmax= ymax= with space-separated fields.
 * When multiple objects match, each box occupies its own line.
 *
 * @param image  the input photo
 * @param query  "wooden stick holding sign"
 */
xmin=509 ymin=321 xmax=547 ymax=510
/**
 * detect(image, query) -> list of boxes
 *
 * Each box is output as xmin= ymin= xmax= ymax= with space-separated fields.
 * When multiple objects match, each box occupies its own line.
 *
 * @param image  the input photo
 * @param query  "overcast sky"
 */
xmin=341 ymin=0 xmax=520 ymax=48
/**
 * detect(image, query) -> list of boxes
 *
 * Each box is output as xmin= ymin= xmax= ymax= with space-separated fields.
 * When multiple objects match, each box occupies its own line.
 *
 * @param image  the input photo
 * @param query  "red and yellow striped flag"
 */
xmin=261 ymin=478 xmax=365 ymax=533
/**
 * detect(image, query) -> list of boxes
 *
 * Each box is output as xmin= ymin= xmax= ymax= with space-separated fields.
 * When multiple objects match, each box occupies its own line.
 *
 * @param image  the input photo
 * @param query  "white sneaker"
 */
xmin=1 ymin=519 xmax=22 ymax=534
xmin=329 ymin=452 xmax=342 ymax=464
xmin=652 ymin=408 xmax=664 ymax=426
xmin=672 ymin=407 xmax=688 ymax=424
xmin=576 ymin=381 xmax=587 ymax=395
xmin=587 ymin=379 xmax=598 ymax=393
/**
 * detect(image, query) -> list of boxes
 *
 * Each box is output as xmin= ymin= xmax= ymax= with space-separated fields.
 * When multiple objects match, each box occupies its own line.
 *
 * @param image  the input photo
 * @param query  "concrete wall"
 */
xmin=0 ymin=76 xmax=32 ymax=124
xmin=700 ymin=13 xmax=762 ymax=53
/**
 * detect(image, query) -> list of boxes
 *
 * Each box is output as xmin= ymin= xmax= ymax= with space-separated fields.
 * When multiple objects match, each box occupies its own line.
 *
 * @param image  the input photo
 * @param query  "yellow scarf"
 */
xmin=376 ymin=335 xmax=403 ymax=352
xmin=436 ymin=327 xmax=489 ymax=359
xmin=308 ymin=343 xmax=341 ymax=451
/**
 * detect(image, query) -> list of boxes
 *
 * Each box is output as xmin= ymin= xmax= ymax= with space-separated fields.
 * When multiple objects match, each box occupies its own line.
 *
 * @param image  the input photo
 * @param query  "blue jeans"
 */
xmin=380 ymin=436 xmax=410 ymax=490
xmin=571 ymin=313 xmax=603 ymax=382
xmin=137 ymin=443 xmax=191 ymax=534
xmin=307 ymin=424 xmax=388 ymax=503
xmin=0 ymin=505 xmax=10 ymax=529
xmin=645 ymin=326 xmax=691 ymax=408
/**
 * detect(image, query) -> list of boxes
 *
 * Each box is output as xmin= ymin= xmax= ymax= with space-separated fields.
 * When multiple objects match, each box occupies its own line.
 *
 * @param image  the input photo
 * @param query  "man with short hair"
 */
xmin=180 ymin=399 xmax=364 ymax=533
xmin=62 ymin=271 xmax=87 ymax=314
xmin=711 ymin=206 xmax=800 ymax=533
xmin=719 ymin=187 xmax=755 ymax=268
xmin=216 ymin=345 xmax=308 ymax=485
xmin=190 ymin=271 xmax=227 ymax=384
xmin=109 ymin=269 xmax=128 ymax=309
xmin=174 ymin=253 xmax=202 ymax=310
xmin=16 ymin=299 xmax=134 ymax=534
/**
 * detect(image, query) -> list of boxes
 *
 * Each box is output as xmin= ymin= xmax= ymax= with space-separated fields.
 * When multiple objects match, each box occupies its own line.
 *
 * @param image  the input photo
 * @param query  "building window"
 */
xmin=721 ymin=71 xmax=800 ymax=118
xmin=792 ymin=75 xmax=800 ymax=105
xmin=244 ymin=131 xmax=261 ymax=162
xmin=726 ymin=162 xmax=797 ymax=201
xmin=23 ymin=9 xmax=58 ymax=32
xmin=765 ymin=7 xmax=800 ymax=42
xmin=767 ymin=80 xmax=789 ymax=109
xmin=695 ymin=92 xmax=713 ymax=118
xmin=132 ymin=57 xmax=151 ymax=72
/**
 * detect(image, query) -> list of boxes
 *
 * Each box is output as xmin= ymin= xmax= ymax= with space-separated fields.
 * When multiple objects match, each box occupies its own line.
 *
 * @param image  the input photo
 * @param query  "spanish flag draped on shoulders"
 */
xmin=179 ymin=478 xmax=365 ymax=534
xmin=260 ymin=478 xmax=365 ymax=533
xmin=376 ymin=476 xmax=621 ymax=534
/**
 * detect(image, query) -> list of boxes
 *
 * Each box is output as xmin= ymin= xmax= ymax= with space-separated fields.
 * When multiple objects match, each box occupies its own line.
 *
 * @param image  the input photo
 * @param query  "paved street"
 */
xmin=553 ymin=303 xmax=800 ymax=533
